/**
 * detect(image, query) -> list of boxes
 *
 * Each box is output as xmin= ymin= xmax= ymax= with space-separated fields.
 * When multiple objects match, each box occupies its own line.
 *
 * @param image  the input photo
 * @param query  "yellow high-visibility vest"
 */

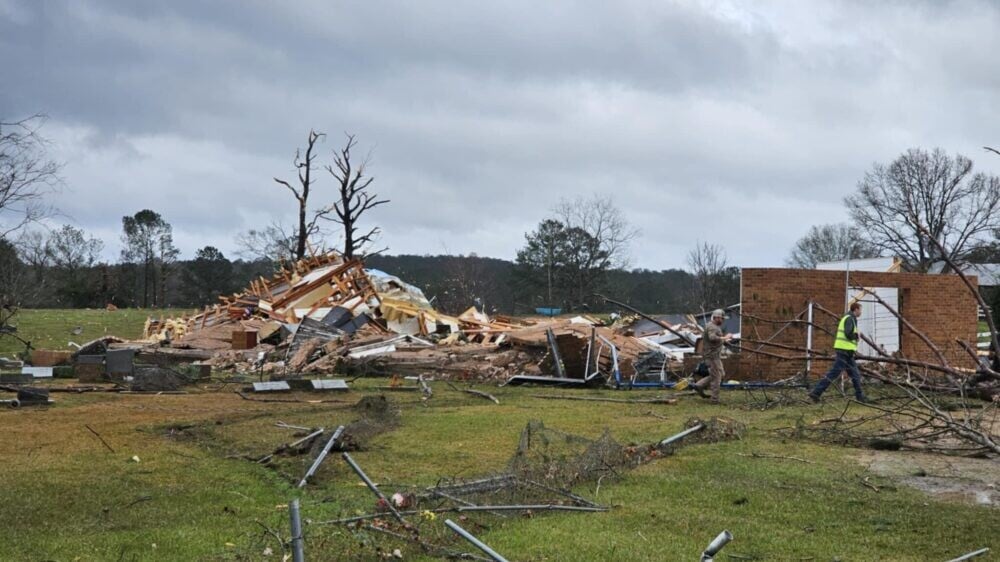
xmin=834 ymin=314 xmax=858 ymax=352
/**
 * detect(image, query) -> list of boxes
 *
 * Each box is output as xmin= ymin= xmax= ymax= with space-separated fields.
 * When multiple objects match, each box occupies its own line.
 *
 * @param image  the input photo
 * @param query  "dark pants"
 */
xmin=811 ymin=351 xmax=866 ymax=400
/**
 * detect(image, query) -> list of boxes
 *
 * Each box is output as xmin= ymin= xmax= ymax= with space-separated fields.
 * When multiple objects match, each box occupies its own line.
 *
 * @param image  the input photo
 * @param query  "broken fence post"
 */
xmin=418 ymin=375 xmax=433 ymax=398
xmin=659 ymin=424 xmax=705 ymax=447
xmin=700 ymin=530 xmax=732 ymax=562
xmin=947 ymin=548 xmax=990 ymax=562
xmin=444 ymin=519 xmax=509 ymax=562
xmin=341 ymin=452 xmax=406 ymax=524
xmin=297 ymin=425 xmax=344 ymax=488
xmin=289 ymin=498 xmax=305 ymax=562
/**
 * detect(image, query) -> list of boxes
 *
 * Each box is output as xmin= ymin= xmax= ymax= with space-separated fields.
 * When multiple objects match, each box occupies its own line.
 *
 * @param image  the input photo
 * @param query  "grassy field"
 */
xmin=0 ymin=311 xmax=997 ymax=561
xmin=0 ymin=308 xmax=194 ymax=356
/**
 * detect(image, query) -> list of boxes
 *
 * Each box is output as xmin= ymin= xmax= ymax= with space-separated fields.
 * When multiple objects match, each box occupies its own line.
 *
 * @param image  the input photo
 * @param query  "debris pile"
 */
xmin=135 ymin=250 xmax=717 ymax=386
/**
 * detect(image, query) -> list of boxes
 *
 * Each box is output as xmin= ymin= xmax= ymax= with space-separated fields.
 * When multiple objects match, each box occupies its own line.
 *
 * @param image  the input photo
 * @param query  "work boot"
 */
xmin=808 ymin=393 xmax=821 ymax=404
xmin=691 ymin=384 xmax=708 ymax=399
xmin=855 ymin=396 xmax=872 ymax=404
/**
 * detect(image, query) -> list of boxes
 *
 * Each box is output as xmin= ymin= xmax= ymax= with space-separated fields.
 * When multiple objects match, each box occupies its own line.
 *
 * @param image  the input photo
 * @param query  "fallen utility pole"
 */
xmin=659 ymin=424 xmax=705 ymax=447
xmin=596 ymin=294 xmax=698 ymax=347
xmin=445 ymin=519 xmax=509 ymax=562
xmin=297 ymin=425 xmax=344 ymax=488
xmin=289 ymin=498 xmax=305 ymax=562
xmin=341 ymin=452 xmax=406 ymax=524
xmin=947 ymin=547 xmax=990 ymax=562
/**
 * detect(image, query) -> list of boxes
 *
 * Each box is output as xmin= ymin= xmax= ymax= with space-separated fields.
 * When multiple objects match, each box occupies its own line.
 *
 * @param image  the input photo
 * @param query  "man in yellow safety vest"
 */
xmin=808 ymin=301 xmax=870 ymax=403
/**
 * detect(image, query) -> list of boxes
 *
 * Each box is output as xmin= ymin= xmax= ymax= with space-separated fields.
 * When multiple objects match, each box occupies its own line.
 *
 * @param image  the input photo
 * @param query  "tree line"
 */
xmin=2 ymin=114 xmax=998 ymax=322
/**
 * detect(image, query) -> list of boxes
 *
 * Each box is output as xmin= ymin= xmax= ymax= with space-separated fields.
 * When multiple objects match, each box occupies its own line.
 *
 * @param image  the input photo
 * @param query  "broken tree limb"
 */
xmin=315 ymin=503 xmax=608 ymax=525
xmin=918 ymin=223 xmax=1000 ymax=362
xmin=341 ymin=452 xmax=406 ymax=524
xmin=736 ymin=452 xmax=813 ymax=464
xmin=531 ymin=394 xmax=676 ymax=405
xmin=462 ymin=389 xmax=500 ymax=404
xmin=84 ymin=424 xmax=115 ymax=453
xmin=445 ymin=519 xmax=510 ymax=562
xmin=849 ymin=277 xmax=952 ymax=369
xmin=596 ymin=294 xmax=698 ymax=347
xmin=297 ymin=425 xmax=344 ymax=488
xmin=446 ymin=381 xmax=500 ymax=404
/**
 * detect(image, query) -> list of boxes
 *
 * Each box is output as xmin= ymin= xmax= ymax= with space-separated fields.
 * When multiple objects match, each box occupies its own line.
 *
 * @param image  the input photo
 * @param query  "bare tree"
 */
xmin=234 ymin=222 xmax=298 ymax=264
xmin=846 ymin=148 xmax=1000 ymax=272
xmin=553 ymin=194 xmax=640 ymax=269
xmin=786 ymin=223 xmax=881 ymax=268
xmin=325 ymin=134 xmax=389 ymax=259
xmin=273 ymin=130 xmax=331 ymax=261
xmin=687 ymin=241 xmax=728 ymax=313
xmin=0 ymin=115 xmax=61 ymax=239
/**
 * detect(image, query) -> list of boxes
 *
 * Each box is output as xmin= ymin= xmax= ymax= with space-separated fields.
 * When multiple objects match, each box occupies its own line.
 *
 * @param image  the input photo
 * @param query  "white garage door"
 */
xmin=847 ymin=287 xmax=900 ymax=356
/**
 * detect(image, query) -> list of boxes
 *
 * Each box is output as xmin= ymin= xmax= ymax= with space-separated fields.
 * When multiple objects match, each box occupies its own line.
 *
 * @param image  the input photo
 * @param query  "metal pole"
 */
xmin=658 ymin=424 xmax=705 ymax=447
xmin=546 ymin=328 xmax=566 ymax=378
xmin=844 ymin=244 xmax=852 ymax=312
xmin=289 ymin=498 xmax=305 ymax=562
xmin=444 ymin=519 xmax=509 ymax=562
xmin=700 ymin=530 xmax=732 ymax=561
xmin=805 ymin=301 xmax=814 ymax=382
xmin=341 ymin=452 xmax=406 ymax=523
xmin=297 ymin=425 xmax=344 ymax=488
xmin=947 ymin=547 xmax=990 ymax=562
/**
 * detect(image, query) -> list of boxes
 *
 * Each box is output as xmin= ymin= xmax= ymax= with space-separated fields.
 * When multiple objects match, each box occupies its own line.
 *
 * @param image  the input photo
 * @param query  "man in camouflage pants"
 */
xmin=692 ymin=309 xmax=732 ymax=403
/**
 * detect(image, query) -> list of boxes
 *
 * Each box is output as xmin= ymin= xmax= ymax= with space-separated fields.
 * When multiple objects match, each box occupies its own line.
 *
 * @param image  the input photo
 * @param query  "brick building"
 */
xmin=738 ymin=268 xmax=979 ymax=381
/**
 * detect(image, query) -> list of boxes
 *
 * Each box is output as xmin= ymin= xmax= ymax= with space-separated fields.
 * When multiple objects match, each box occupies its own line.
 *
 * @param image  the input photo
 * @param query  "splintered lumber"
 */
xmin=297 ymin=425 xmax=345 ymax=487
xmin=530 ymin=394 xmax=676 ymax=405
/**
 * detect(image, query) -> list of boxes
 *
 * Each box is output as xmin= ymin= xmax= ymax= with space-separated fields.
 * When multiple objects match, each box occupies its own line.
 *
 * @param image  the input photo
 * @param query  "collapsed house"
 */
xmin=135 ymin=251 xmax=715 ymax=386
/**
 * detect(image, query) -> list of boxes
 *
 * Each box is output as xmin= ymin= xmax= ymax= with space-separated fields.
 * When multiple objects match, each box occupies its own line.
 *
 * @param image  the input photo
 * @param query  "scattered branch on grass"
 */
xmin=84 ymin=424 xmax=115 ymax=453
xmin=447 ymin=383 xmax=501 ymax=405
xmin=124 ymin=495 xmax=152 ymax=508
xmin=529 ymin=394 xmax=676 ymax=405
xmin=736 ymin=452 xmax=814 ymax=464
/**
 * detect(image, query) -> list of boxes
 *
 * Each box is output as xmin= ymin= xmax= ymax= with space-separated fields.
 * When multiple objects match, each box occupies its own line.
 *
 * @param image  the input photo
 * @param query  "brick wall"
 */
xmin=738 ymin=268 xmax=979 ymax=381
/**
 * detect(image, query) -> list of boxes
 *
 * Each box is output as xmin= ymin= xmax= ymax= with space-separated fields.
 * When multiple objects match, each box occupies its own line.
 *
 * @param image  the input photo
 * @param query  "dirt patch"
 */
xmin=858 ymin=450 xmax=999 ymax=508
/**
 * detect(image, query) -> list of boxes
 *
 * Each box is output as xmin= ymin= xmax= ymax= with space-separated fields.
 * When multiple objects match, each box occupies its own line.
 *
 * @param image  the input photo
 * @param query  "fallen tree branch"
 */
xmin=530 ymin=394 xmax=676 ymax=405
xmin=84 ymin=424 xmax=115 ymax=453
xmin=736 ymin=451 xmax=813 ymax=464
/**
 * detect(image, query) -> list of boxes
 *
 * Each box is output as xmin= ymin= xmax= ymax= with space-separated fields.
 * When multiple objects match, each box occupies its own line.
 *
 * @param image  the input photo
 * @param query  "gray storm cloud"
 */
xmin=1 ymin=0 xmax=998 ymax=267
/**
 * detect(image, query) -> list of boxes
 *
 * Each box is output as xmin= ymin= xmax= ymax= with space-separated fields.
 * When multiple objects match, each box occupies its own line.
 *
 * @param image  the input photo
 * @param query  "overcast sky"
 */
xmin=2 ymin=0 xmax=999 ymax=269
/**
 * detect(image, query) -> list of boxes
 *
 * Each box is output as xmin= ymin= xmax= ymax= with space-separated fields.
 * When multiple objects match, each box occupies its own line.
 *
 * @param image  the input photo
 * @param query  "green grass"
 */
xmin=0 ymin=308 xmax=194 ymax=356
xmin=0 ymin=383 xmax=996 ymax=561
xmin=1 ymin=310 xmax=996 ymax=560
